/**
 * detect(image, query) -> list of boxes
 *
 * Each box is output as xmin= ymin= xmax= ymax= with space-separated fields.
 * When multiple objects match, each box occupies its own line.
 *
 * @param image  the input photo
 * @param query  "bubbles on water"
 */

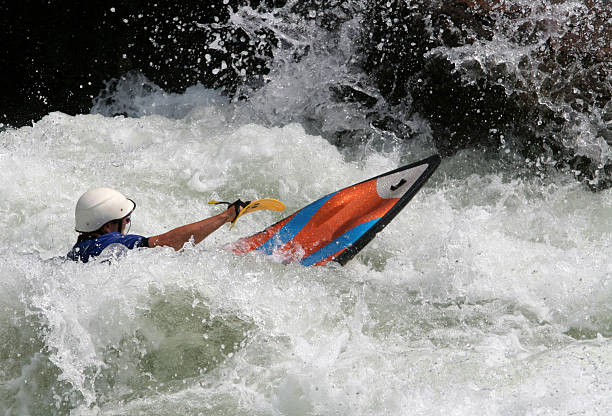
xmin=91 ymin=71 xmax=228 ymax=119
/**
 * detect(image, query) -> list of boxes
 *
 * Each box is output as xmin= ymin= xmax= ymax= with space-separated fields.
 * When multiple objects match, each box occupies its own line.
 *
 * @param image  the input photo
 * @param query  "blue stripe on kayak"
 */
xmin=256 ymin=192 xmax=337 ymax=255
xmin=300 ymin=219 xmax=379 ymax=266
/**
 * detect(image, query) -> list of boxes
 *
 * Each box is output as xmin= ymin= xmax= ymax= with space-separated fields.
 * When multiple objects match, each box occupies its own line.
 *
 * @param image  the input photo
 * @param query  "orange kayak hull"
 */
xmin=229 ymin=155 xmax=441 ymax=266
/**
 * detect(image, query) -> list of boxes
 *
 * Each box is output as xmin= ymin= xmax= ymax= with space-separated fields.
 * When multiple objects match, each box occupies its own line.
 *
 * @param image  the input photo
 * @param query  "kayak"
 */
xmin=229 ymin=155 xmax=441 ymax=266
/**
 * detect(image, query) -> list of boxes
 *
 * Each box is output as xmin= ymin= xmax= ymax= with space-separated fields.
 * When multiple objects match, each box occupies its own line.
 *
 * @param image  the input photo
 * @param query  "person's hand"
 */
xmin=227 ymin=199 xmax=250 ymax=222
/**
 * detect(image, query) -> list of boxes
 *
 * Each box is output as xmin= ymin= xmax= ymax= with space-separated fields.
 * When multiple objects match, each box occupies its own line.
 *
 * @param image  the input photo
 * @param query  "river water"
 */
xmin=1 ymin=1 xmax=611 ymax=415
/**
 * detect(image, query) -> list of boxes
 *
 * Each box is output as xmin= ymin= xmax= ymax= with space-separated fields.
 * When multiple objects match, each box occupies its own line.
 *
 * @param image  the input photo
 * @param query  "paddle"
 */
xmin=208 ymin=198 xmax=286 ymax=230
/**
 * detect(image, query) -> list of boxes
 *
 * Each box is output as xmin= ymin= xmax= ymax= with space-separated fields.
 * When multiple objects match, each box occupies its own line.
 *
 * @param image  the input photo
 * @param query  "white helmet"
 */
xmin=75 ymin=187 xmax=135 ymax=232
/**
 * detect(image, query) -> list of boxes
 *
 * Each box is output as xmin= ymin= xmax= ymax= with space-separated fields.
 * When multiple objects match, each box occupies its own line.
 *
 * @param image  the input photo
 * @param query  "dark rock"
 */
xmin=329 ymin=84 xmax=378 ymax=108
xmin=360 ymin=0 xmax=612 ymax=189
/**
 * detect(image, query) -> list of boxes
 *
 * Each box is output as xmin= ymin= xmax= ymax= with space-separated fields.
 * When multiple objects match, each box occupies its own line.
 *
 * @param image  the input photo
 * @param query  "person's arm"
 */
xmin=148 ymin=207 xmax=235 ymax=250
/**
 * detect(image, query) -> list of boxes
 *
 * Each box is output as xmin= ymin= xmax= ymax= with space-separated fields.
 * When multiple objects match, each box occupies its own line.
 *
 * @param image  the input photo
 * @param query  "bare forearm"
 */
xmin=148 ymin=209 xmax=233 ymax=250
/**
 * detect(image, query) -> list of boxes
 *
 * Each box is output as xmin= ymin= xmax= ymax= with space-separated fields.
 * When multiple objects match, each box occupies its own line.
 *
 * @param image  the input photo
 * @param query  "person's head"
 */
xmin=75 ymin=188 xmax=135 ymax=236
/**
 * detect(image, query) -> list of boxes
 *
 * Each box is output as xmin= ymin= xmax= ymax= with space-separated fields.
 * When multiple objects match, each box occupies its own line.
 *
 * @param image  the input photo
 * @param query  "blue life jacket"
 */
xmin=67 ymin=232 xmax=149 ymax=263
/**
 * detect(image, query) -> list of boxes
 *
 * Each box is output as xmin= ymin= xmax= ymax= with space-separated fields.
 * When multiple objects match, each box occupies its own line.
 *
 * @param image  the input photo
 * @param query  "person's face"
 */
xmin=101 ymin=215 xmax=131 ymax=235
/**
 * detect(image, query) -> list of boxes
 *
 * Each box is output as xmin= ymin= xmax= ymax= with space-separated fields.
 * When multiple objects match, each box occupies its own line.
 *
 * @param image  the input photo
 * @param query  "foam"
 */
xmin=1 ymin=88 xmax=611 ymax=415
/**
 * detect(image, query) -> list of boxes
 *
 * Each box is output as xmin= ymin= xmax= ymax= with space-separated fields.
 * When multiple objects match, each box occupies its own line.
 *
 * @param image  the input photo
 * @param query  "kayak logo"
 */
xmin=390 ymin=179 xmax=407 ymax=191
xmin=376 ymin=164 xmax=428 ymax=199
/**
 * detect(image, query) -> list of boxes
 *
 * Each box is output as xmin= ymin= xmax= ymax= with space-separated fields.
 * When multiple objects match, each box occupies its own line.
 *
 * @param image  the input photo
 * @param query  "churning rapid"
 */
xmin=1 ymin=1 xmax=611 ymax=415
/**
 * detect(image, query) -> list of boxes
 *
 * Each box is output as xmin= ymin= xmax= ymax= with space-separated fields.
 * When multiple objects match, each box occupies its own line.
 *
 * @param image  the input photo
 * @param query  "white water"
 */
xmin=1 ymin=89 xmax=611 ymax=415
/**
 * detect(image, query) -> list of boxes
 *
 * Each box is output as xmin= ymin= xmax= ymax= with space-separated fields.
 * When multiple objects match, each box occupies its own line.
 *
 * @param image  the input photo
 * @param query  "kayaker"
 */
xmin=67 ymin=187 xmax=247 ymax=263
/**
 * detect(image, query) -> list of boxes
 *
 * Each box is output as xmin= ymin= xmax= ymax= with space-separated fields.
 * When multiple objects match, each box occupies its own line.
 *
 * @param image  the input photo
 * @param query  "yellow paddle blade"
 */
xmin=229 ymin=198 xmax=286 ymax=230
xmin=208 ymin=200 xmax=229 ymax=205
